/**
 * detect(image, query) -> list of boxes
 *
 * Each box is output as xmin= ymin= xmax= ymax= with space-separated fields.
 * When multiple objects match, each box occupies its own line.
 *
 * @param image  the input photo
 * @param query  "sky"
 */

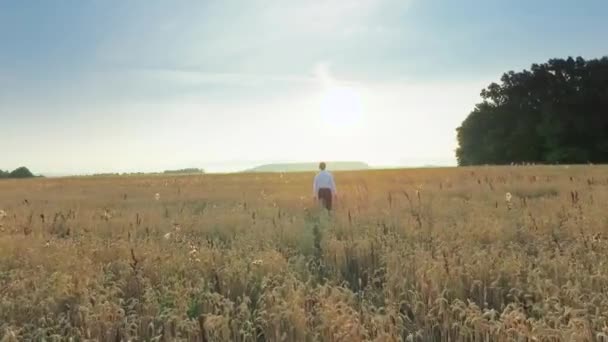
xmin=1 ymin=0 xmax=607 ymax=174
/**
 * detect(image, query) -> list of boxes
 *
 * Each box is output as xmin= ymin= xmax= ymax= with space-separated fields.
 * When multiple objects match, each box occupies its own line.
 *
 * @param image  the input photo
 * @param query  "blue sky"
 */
xmin=1 ymin=0 xmax=607 ymax=174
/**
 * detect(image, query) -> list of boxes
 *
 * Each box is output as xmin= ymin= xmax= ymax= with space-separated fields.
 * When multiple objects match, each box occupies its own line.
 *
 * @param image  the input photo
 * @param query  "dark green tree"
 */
xmin=456 ymin=56 xmax=608 ymax=165
xmin=9 ymin=167 xmax=35 ymax=178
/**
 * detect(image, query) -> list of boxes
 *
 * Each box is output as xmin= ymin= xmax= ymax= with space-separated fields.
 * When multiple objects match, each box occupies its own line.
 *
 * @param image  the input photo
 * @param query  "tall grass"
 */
xmin=1 ymin=166 xmax=608 ymax=341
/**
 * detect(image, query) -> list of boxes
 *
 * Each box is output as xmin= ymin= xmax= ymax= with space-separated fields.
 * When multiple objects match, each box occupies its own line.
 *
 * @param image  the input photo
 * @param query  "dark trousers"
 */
xmin=318 ymin=188 xmax=333 ymax=210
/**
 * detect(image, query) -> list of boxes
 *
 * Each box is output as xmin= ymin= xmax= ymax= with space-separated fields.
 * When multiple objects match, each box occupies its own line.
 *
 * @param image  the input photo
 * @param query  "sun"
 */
xmin=318 ymin=86 xmax=365 ymax=135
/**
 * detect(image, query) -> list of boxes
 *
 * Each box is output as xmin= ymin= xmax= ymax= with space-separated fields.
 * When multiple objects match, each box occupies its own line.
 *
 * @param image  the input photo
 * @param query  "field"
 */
xmin=1 ymin=166 xmax=608 ymax=341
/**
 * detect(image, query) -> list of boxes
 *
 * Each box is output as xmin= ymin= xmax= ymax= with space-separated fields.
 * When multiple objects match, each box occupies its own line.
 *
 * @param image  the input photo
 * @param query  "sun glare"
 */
xmin=318 ymin=86 xmax=365 ymax=135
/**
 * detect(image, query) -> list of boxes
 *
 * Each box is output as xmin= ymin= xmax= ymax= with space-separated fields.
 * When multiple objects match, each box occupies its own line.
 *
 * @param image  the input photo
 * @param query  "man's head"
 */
xmin=319 ymin=162 xmax=326 ymax=171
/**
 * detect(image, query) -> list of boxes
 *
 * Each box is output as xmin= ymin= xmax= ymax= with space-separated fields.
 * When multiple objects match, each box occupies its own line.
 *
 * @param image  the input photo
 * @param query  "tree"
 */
xmin=456 ymin=56 xmax=608 ymax=165
xmin=8 ymin=167 xmax=34 ymax=178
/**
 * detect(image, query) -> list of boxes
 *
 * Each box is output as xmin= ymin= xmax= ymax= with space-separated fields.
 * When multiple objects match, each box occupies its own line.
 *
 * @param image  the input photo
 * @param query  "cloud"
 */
xmin=312 ymin=62 xmax=364 ymax=89
xmin=313 ymin=62 xmax=332 ymax=87
xmin=128 ymin=68 xmax=317 ymax=87
xmin=83 ymin=61 xmax=363 ymax=96
xmin=263 ymin=0 xmax=380 ymax=26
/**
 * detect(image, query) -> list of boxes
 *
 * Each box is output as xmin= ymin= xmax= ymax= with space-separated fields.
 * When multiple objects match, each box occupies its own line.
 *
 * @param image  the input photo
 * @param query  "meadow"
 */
xmin=1 ymin=166 xmax=608 ymax=342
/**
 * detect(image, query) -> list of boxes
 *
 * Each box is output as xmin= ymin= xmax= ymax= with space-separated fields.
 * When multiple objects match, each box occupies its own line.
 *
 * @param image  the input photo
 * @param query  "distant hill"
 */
xmin=244 ymin=162 xmax=370 ymax=173
xmin=163 ymin=168 xmax=205 ymax=175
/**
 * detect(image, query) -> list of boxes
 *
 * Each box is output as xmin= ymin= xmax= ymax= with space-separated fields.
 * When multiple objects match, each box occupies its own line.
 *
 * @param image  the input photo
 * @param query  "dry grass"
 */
xmin=1 ymin=166 xmax=608 ymax=341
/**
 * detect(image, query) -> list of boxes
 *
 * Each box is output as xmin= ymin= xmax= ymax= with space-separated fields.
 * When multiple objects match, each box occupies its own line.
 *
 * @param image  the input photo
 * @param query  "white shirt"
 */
xmin=313 ymin=170 xmax=337 ymax=197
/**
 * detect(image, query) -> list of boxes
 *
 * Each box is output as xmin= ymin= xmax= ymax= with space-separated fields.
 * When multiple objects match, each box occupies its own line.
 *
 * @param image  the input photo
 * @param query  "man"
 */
xmin=313 ymin=162 xmax=337 ymax=211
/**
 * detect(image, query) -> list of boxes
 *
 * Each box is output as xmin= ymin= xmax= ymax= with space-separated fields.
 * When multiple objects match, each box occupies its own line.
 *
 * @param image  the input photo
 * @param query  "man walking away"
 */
xmin=313 ymin=162 xmax=337 ymax=211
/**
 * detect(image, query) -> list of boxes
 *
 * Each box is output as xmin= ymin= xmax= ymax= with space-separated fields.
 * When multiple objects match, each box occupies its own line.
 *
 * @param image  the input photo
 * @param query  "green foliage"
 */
xmin=9 ymin=167 xmax=34 ymax=178
xmin=457 ymin=56 xmax=608 ymax=165
xmin=0 ymin=167 xmax=35 ymax=179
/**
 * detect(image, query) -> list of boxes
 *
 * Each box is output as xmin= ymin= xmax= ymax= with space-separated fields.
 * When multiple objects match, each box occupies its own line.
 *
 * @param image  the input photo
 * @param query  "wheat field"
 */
xmin=1 ymin=166 xmax=608 ymax=341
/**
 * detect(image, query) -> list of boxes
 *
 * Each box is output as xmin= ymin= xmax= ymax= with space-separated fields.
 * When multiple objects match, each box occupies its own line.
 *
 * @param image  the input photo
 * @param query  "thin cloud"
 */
xmin=100 ymin=64 xmax=362 ymax=89
xmin=312 ymin=62 xmax=363 ymax=88
xmin=119 ymin=68 xmax=318 ymax=87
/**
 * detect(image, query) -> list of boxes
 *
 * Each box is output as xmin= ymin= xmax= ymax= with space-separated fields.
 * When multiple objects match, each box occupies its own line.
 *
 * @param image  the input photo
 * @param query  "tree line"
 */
xmin=91 ymin=168 xmax=205 ymax=177
xmin=0 ymin=167 xmax=36 ymax=179
xmin=456 ymin=56 xmax=608 ymax=165
xmin=163 ymin=168 xmax=205 ymax=174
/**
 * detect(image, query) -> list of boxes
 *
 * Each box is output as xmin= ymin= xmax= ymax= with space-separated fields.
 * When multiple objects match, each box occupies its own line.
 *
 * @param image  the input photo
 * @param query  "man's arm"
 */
xmin=313 ymin=174 xmax=319 ymax=198
xmin=330 ymin=174 xmax=337 ymax=196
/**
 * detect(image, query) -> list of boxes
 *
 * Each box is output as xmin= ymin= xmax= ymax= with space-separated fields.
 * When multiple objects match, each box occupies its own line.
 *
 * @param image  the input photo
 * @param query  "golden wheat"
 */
xmin=1 ymin=166 xmax=608 ymax=341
